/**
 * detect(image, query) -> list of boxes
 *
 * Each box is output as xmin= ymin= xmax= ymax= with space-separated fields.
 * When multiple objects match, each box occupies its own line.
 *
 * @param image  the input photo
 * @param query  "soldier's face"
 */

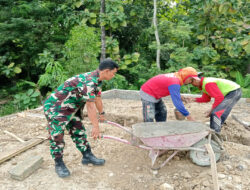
xmin=104 ymin=68 xmax=117 ymax=80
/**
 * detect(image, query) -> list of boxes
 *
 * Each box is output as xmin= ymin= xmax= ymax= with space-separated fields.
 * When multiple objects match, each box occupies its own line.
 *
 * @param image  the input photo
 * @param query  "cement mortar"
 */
xmin=132 ymin=121 xmax=210 ymax=138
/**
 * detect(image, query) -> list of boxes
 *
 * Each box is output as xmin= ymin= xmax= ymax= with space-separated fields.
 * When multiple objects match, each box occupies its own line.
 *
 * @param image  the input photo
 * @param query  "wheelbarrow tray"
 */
xmin=132 ymin=121 xmax=211 ymax=148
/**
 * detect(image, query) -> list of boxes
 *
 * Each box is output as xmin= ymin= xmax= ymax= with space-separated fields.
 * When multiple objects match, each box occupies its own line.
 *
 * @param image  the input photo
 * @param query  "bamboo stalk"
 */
xmin=4 ymin=130 xmax=25 ymax=143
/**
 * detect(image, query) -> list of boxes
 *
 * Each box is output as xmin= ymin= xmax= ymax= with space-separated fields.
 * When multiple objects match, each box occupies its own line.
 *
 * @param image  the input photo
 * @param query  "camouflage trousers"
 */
xmin=44 ymin=109 xmax=89 ymax=159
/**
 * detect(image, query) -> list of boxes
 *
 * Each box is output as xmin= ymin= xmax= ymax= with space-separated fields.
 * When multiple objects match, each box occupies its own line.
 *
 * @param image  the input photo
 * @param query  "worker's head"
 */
xmin=99 ymin=59 xmax=119 ymax=81
xmin=183 ymin=69 xmax=203 ymax=87
xmin=184 ymin=75 xmax=201 ymax=87
xmin=177 ymin=67 xmax=198 ymax=85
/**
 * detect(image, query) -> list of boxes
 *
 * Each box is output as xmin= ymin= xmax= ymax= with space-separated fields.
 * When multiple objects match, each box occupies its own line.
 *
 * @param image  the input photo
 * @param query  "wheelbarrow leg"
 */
xmin=149 ymin=149 xmax=159 ymax=167
xmin=151 ymin=150 xmax=179 ymax=170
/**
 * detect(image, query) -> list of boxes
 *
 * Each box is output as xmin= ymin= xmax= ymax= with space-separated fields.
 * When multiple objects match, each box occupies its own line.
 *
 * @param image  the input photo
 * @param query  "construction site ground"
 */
xmin=0 ymin=99 xmax=249 ymax=190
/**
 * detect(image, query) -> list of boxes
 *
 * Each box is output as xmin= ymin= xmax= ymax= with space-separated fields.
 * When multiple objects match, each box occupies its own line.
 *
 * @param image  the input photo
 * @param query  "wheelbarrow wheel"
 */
xmin=189 ymin=138 xmax=221 ymax=167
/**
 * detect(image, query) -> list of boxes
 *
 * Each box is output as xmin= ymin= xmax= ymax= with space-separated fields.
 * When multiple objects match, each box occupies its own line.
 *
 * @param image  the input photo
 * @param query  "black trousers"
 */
xmin=210 ymin=88 xmax=242 ymax=132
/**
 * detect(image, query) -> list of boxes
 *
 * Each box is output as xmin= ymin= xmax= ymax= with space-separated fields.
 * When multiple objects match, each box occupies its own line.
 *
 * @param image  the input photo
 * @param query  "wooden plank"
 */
xmin=0 ymin=138 xmax=46 ymax=164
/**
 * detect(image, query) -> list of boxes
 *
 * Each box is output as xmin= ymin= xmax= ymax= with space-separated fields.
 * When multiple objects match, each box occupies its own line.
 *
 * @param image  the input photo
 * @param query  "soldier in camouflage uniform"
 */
xmin=43 ymin=59 xmax=119 ymax=178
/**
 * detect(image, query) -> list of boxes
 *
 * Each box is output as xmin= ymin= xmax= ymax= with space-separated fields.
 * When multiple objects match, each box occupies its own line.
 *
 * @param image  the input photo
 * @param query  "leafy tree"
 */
xmin=187 ymin=0 xmax=250 ymax=77
xmin=37 ymin=50 xmax=67 ymax=91
xmin=0 ymin=0 xmax=86 ymax=84
xmin=64 ymin=23 xmax=100 ymax=77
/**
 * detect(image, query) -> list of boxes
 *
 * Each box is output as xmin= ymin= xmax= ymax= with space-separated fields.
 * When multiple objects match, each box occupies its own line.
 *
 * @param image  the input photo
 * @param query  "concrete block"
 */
xmin=9 ymin=155 xmax=43 ymax=181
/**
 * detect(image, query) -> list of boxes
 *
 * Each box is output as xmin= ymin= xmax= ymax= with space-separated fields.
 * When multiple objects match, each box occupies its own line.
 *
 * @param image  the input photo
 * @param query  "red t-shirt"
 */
xmin=141 ymin=73 xmax=181 ymax=99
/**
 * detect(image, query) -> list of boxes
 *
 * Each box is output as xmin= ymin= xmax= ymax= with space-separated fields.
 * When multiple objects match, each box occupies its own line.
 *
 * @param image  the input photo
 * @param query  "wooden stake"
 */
xmin=205 ymin=144 xmax=219 ymax=190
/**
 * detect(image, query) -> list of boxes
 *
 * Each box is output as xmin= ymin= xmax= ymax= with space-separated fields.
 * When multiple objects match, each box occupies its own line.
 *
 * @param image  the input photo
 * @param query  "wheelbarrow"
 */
xmin=102 ymin=120 xmax=223 ymax=170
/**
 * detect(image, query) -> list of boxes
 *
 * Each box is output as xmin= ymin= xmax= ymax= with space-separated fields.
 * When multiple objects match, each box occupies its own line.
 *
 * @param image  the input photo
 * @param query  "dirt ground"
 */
xmin=0 ymin=99 xmax=249 ymax=190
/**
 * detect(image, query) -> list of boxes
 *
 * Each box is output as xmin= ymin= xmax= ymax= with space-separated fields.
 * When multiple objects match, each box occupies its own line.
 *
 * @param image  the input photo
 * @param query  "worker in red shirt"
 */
xmin=184 ymin=76 xmax=241 ymax=133
xmin=140 ymin=67 xmax=198 ymax=122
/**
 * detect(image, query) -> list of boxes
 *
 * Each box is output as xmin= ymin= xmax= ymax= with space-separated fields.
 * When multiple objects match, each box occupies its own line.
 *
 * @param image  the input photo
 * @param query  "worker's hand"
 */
xmin=91 ymin=126 xmax=101 ymax=140
xmin=186 ymin=115 xmax=195 ymax=121
xmin=186 ymin=97 xmax=196 ymax=103
xmin=205 ymin=109 xmax=212 ymax=118
xmin=181 ymin=96 xmax=188 ymax=103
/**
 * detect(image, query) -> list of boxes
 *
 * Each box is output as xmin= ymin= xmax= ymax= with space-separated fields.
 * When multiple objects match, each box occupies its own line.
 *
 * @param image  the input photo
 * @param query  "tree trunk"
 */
xmin=100 ymin=0 xmax=106 ymax=62
xmin=153 ymin=0 xmax=161 ymax=70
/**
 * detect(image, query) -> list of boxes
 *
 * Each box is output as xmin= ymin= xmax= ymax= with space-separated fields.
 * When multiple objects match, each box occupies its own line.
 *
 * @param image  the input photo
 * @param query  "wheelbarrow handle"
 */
xmin=104 ymin=120 xmax=133 ymax=135
xmin=102 ymin=135 xmax=151 ymax=150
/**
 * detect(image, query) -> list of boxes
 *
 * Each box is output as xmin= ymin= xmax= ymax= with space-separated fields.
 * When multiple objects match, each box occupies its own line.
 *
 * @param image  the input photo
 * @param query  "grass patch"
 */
xmin=242 ymin=88 xmax=250 ymax=98
xmin=0 ymin=101 xmax=19 ymax=117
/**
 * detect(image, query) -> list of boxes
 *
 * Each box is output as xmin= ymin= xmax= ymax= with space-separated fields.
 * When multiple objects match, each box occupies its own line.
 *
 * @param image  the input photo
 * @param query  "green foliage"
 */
xmin=193 ymin=46 xmax=220 ymax=65
xmin=169 ymin=47 xmax=194 ymax=68
xmin=14 ymin=88 xmax=40 ymax=110
xmin=235 ymin=72 xmax=250 ymax=88
xmin=0 ymin=0 xmax=85 ymax=84
xmin=0 ymin=102 xmax=17 ymax=117
xmin=180 ymin=85 xmax=201 ymax=94
xmin=12 ymin=80 xmax=41 ymax=110
xmin=188 ymin=0 xmax=249 ymax=75
xmin=119 ymin=52 xmax=140 ymax=70
xmin=119 ymin=58 xmax=161 ymax=90
xmin=37 ymin=51 xmax=67 ymax=90
xmin=102 ymin=74 xmax=129 ymax=90
xmin=100 ymin=0 xmax=127 ymax=30
xmin=0 ymin=61 xmax=22 ymax=78
xmin=106 ymin=37 xmax=120 ymax=60
xmin=242 ymin=88 xmax=250 ymax=98
xmin=64 ymin=23 xmax=100 ymax=77
xmin=235 ymin=72 xmax=250 ymax=98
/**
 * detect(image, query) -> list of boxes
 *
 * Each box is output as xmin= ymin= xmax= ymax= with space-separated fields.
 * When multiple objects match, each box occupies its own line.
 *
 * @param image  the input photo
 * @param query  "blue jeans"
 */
xmin=210 ymin=88 xmax=242 ymax=132
xmin=141 ymin=99 xmax=167 ymax=122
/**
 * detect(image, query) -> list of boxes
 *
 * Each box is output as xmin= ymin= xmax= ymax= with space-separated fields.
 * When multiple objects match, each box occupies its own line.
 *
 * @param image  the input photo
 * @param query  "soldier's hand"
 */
xmin=91 ymin=126 xmax=101 ymax=140
xmin=99 ymin=114 xmax=106 ymax=123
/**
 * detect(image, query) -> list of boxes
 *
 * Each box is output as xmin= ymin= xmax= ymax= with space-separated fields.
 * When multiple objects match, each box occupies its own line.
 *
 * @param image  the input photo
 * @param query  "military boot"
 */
xmin=55 ymin=157 xmax=70 ymax=178
xmin=82 ymin=146 xmax=105 ymax=165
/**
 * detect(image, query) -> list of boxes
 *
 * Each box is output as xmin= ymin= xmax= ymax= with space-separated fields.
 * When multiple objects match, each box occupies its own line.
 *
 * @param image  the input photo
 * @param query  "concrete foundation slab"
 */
xmin=101 ymin=89 xmax=249 ymax=104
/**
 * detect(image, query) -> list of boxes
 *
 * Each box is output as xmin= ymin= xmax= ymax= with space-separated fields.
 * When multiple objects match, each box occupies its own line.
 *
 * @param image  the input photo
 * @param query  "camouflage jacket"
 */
xmin=44 ymin=70 xmax=102 ymax=120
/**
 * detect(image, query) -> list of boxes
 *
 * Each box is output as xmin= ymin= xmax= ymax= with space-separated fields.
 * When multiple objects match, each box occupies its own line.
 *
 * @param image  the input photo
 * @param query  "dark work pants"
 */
xmin=210 ymin=88 xmax=242 ymax=133
xmin=141 ymin=99 xmax=167 ymax=122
